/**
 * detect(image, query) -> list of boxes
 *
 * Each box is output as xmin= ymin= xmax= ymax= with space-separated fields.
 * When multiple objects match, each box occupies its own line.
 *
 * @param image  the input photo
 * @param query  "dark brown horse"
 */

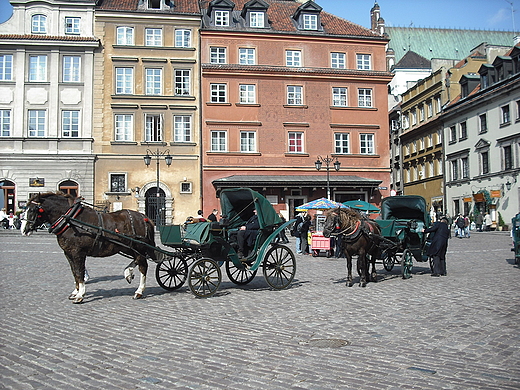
xmin=22 ymin=192 xmax=156 ymax=303
xmin=323 ymin=208 xmax=381 ymax=287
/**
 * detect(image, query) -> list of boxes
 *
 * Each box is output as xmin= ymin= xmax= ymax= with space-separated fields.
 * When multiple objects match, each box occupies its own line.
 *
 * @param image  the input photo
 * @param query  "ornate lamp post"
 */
xmin=315 ymin=155 xmax=341 ymax=200
xmin=144 ymin=149 xmax=172 ymax=228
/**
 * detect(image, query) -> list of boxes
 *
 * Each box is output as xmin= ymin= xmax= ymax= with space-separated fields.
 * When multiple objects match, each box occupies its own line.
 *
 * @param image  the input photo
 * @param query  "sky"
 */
xmin=0 ymin=0 xmax=516 ymax=31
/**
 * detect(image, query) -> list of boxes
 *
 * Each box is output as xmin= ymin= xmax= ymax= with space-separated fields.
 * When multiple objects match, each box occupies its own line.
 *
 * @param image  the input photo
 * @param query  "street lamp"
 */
xmin=315 ymin=155 xmax=341 ymax=200
xmin=144 ymin=149 xmax=172 ymax=228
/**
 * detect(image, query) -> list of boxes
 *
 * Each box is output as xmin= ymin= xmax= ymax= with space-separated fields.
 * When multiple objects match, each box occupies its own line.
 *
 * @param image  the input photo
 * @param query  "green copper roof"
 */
xmin=386 ymin=27 xmax=515 ymax=62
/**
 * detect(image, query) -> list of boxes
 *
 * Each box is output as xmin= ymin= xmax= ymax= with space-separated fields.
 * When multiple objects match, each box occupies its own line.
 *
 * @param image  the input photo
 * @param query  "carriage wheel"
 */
xmin=382 ymin=252 xmax=396 ymax=271
xmin=401 ymin=249 xmax=413 ymax=279
xmin=262 ymin=245 xmax=296 ymax=290
xmin=155 ymin=254 xmax=188 ymax=291
xmin=188 ymin=258 xmax=222 ymax=298
xmin=225 ymin=260 xmax=257 ymax=285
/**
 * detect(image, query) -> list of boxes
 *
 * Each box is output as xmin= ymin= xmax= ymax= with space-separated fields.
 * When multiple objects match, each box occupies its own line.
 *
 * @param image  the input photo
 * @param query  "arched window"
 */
xmin=58 ymin=180 xmax=79 ymax=198
xmin=31 ymin=14 xmax=47 ymax=34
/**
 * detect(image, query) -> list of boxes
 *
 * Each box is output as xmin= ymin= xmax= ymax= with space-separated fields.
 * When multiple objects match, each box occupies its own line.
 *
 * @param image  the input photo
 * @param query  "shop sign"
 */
xmin=490 ymin=190 xmax=502 ymax=198
xmin=29 ymin=178 xmax=44 ymax=187
xmin=473 ymin=193 xmax=485 ymax=202
xmin=463 ymin=197 xmax=473 ymax=203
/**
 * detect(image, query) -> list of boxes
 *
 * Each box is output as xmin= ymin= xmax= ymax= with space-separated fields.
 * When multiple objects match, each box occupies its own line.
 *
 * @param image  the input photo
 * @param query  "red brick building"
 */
xmin=200 ymin=0 xmax=393 ymax=218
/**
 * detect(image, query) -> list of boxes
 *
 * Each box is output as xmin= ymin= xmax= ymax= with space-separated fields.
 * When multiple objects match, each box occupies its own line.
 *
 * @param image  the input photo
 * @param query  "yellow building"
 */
xmin=93 ymin=1 xmax=201 ymax=225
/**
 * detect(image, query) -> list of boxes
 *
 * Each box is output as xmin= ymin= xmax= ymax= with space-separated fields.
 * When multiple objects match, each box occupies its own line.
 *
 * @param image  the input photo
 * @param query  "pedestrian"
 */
xmin=274 ymin=213 xmax=289 ymax=244
xmin=476 ymin=212 xmax=484 ymax=232
xmin=0 ymin=208 xmax=9 ymax=229
xmin=423 ymin=215 xmax=451 ymax=276
xmin=196 ymin=210 xmax=207 ymax=222
xmin=207 ymin=209 xmax=218 ymax=222
xmin=464 ymin=215 xmax=470 ymax=238
xmin=298 ymin=214 xmax=312 ymax=255
xmin=455 ymin=214 xmax=465 ymax=238
xmin=484 ymin=212 xmax=492 ymax=231
xmin=291 ymin=212 xmax=306 ymax=254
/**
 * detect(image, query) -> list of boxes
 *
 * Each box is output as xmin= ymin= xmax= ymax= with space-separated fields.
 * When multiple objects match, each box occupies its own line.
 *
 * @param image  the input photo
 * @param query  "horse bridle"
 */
xmin=25 ymin=200 xmax=46 ymax=231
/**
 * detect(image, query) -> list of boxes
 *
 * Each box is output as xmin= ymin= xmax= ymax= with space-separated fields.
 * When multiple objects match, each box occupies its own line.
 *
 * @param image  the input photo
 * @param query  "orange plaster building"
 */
xmin=200 ymin=0 xmax=393 ymax=218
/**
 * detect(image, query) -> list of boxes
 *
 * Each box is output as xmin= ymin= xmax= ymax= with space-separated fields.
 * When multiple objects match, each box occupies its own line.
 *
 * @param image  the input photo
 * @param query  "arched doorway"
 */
xmin=58 ymin=180 xmax=79 ymax=197
xmin=145 ymin=187 xmax=166 ymax=227
xmin=0 ymin=180 xmax=15 ymax=213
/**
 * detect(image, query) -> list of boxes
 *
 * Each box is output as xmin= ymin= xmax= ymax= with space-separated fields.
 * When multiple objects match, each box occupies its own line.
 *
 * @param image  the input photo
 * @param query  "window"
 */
xmin=110 ymin=173 xmax=126 ymax=193
xmin=419 ymin=138 xmax=425 ymax=151
xmin=174 ymin=69 xmax=190 ymax=96
xmin=0 ymin=109 xmax=11 ymax=136
xmin=501 ymin=104 xmax=510 ymax=124
xmin=145 ymin=114 xmax=162 ymax=142
xmin=461 ymin=157 xmax=469 ymax=179
xmin=174 ymin=115 xmax=191 ymax=142
xmin=411 ymin=110 xmax=417 ymax=125
xmin=28 ymin=110 xmax=46 ymax=137
xmin=240 ymin=131 xmax=256 ymax=152
xmin=481 ymin=151 xmax=489 ymax=174
xmin=145 ymin=68 xmax=162 ymax=95
xmin=250 ymin=12 xmax=264 ymax=28
xmin=239 ymin=48 xmax=255 ymax=65
xmin=427 ymin=134 xmax=433 ymax=148
xmin=287 ymin=86 xmax=303 ymax=105
xmin=286 ymin=50 xmax=302 ymax=67
xmin=358 ymin=88 xmax=372 ymax=107
xmin=115 ymin=114 xmax=133 ymax=141
xmin=0 ymin=54 xmax=13 ymax=81
xmin=332 ymin=87 xmax=347 ymax=107
xmin=419 ymin=105 xmax=425 ymax=121
xmin=479 ymin=114 xmax=487 ymax=132
xmin=504 ymin=145 xmax=513 ymax=170
xmin=360 ymin=134 xmax=374 ymax=154
xmin=63 ymin=56 xmax=80 ymax=82
xmin=214 ymin=10 xmax=230 ymax=26
xmin=460 ymin=121 xmax=467 ymax=139
xmin=449 ymin=126 xmax=457 ymax=142
xmin=452 ymin=160 xmax=461 ymax=181
xmin=402 ymin=115 xmax=409 ymax=129
xmin=436 ymin=129 xmax=442 ymax=144
xmin=356 ymin=54 xmax=371 ymax=70
xmin=288 ymin=132 xmax=303 ymax=153
xmin=331 ymin=52 xmax=346 ymax=69
xmin=62 ymin=110 xmax=79 ymax=137
xmin=428 ymin=161 xmax=434 ymax=177
xmin=210 ymin=47 xmax=226 ymax=64
xmin=210 ymin=83 xmax=227 ymax=103
xmin=145 ymin=28 xmax=162 ymax=46
xmin=436 ymin=96 xmax=442 ymax=114
xmin=517 ymin=100 xmax=520 ymax=120
xmin=175 ymin=29 xmax=191 ymax=48
xmin=239 ymin=84 xmax=256 ymax=104
xmin=115 ymin=67 xmax=133 ymax=94
xmin=147 ymin=0 xmax=161 ymax=9
xmin=211 ymin=130 xmax=227 ymax=151
xmin=427 ymin=101 xmax=433 ymax=118
xmin=116 ymin=26 xmax=134 ymax=45
xmin=335 ymin=133 xmax=349 ymax=154
xmin=303 ymin=14 xmax=318 ymax=30
xmin=29 ymin=55 xmax=47 ymax=82
xmin=65 ymin=17 xmax=80 ymax=34
xmin=31 ymin=14 xmax=47 ymax=34
xmin=180 ymin=182 xmax=192 ymax=194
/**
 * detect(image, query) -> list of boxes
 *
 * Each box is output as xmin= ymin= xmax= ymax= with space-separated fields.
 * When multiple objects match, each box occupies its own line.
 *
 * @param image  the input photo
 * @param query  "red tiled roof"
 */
xmin=98 ymin=0 xmax=199 ymax=13
xmin=0 ymin=34 xmax=99 ymax=42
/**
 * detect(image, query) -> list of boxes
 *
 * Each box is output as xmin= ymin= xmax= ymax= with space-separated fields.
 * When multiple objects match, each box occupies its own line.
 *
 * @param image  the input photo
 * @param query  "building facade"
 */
xmin=200 ymin=0 xmax=392 ymax=218
xmin=94 ymin=0 xmax=202 ymax=224
xmin=0 ymin=0 xmax=99 ymax=212
xmin=443 ymin=45 xmax=520 ymax=228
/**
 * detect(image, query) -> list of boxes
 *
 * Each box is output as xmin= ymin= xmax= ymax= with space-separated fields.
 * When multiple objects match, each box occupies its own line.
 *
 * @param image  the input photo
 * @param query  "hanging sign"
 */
xmin=29 ymin=178 xmax=44 ymax=187
xmin=490 ymin=190 xmax=502 ymax=198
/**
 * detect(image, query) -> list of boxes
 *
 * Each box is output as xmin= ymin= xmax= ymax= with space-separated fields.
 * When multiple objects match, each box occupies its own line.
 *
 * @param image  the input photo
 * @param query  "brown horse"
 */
xmin=22 ymin=192 xmax=156 ymax=303
xmin=323 ymin=208 xmax=381 ymax=287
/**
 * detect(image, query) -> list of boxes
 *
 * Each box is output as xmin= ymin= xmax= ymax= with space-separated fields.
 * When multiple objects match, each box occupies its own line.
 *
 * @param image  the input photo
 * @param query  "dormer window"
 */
xmin=148 ymin=0 xmax=162 ymax=9
xmin=303 ymin=14 xmax=317 ymax=30
xmin=250 ymin=12 xmax=264 ymax=27
xmin=241 ymin=0 xmax=269 ymax=28
xmin=215 ymin=10 xmax=230 ymax=26
xmin=32 ymin=14 xmax=47 ymax=34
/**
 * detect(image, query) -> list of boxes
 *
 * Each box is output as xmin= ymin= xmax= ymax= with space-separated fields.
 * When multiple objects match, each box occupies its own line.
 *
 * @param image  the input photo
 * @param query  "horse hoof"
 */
xmin=346 ymin=282 xmax=353 ymax=287
xmin=133 ymin=293 xmax=143 ymax=300
xmin=124 ymin=268 xmax=134 ymax=284
xmin=72 ymin=297 xmax=84 ymax=304
xmin=360 ymin=282 xmax=367 ymax=287
xmin=68 ymin=294 xmax=76 ymax=300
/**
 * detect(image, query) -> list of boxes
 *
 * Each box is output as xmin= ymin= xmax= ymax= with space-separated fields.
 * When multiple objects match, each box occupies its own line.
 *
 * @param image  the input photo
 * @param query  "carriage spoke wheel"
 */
xmin=155 ymin=254 xmax=188 ymax=291
xmin=226 ymin=260 xmax=257 ymax=285
xmin=401 ymin=249 xmax=413 ymax=279
xmin=382 ymin=252 xmax=396 ymax=271
xmin=262 ymin=245 xmax=296 ymax=290
xmin=188 ymin=258 xmax=222 ymax=298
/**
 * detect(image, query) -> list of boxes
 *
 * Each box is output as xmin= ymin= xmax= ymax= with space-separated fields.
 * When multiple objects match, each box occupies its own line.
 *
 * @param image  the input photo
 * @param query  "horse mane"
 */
xmin=336 ymin=207 xmax=363 ymax=227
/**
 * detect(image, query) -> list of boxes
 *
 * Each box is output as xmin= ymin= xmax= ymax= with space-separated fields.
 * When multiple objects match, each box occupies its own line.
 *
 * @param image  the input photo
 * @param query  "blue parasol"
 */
xmin=296 ymin=198 xmax=347 ymax=211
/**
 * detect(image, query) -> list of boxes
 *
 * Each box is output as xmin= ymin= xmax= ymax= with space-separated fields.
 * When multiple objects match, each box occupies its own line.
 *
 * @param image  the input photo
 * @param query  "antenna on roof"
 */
xmin=505 ymin=0 xmax=517 ymax=35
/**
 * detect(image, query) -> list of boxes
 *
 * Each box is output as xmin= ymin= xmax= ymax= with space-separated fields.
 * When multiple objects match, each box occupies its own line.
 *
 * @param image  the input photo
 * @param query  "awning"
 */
xmin=213 ymin=175 xmax=382 ymax=190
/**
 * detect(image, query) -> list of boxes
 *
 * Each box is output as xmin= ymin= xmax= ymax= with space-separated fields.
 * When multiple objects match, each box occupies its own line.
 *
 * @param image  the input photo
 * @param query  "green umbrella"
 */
xmin=343 ymin=200 xmax=380 ymax=213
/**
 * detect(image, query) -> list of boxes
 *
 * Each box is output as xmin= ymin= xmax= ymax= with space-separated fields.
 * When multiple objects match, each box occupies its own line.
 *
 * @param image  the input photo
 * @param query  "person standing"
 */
xmin=476 ymin=212 xmax=484 ymax=232
xmin=207 ymin=209 xmax=218 ymax=222
xmin=298 ymin=215 xmax=312 ymax=255
xmin=424 ymin=216 xmax=451 ymax=276
xmin=292 ymin=212 xmax=305 ymax=254
xmin=455 ymin=214 xmax=465 ymax=238
xmin=484 ymin=212 xmax=492 ymax=231
xmin=464 ymin=215 xmax=470 ymax=238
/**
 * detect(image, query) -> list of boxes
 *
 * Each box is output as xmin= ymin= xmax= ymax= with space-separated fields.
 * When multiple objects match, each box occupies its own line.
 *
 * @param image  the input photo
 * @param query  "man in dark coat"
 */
xmin=424 ymin=216 xmax=451 ymax=276
xmin=237 ymin=209 xmax=260 ymax=257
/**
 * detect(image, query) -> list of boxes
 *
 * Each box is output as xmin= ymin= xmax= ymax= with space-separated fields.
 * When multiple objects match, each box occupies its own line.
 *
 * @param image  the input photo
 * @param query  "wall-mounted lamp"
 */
xmin=505 ymin=176 xmax=517 ymax=191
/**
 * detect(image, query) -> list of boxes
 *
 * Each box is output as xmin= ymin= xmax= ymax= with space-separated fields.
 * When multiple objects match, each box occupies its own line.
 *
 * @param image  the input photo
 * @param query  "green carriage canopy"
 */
xmin=219 ymin=188 xmax=281 ymax=230
xmin=380 ymin=195 xmax=429 ymax=224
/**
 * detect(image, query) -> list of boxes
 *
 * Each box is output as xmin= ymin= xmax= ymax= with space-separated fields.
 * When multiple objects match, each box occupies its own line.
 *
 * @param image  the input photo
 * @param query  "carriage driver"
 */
xmin=237 ymin=209 xmax=260 ymax=258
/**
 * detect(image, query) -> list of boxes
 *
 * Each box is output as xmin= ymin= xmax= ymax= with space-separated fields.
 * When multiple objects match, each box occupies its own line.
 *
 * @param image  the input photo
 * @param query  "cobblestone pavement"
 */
xmin=1 ymin=228 xmax=519 ymax=389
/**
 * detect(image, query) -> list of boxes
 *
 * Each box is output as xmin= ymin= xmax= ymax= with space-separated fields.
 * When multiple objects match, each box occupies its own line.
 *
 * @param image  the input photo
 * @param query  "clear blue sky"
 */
xmin=0 ymin=0 xmax=517 ymax=32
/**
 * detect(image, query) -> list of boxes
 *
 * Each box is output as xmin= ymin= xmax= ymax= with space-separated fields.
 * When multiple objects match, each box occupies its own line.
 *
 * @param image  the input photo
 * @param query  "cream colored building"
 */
xmin=94 ymin=1 xmax=201 ymax=225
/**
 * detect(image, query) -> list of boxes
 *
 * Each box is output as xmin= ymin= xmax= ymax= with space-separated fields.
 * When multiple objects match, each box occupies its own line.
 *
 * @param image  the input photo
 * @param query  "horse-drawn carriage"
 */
xmin=375 ymin=195 xmax=431 ymax=278
xmin=155 ymin=187 xmax=296 ymax=297
xmin=22 ymin=188 xmax=296 ymax=302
